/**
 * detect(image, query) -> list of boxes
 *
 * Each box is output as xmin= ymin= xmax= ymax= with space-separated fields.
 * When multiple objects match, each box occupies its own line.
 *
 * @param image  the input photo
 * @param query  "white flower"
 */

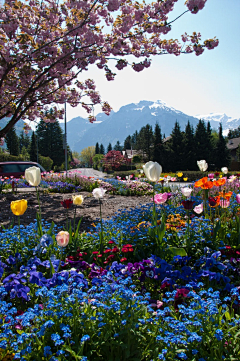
xmin=197 ymin=160 xmax=208 ymax=172
xmin=56 ymin=231 xmax=69 ymax=247
xmin=25 ymin=166 xmax=41 ymax=186
xmin=221 ymin=167 xmax=228 ymax=174
xmin=180 ymin=187 xmax=193 ymax=197
xmin=142 ymin=161 xmax=162 ymax=182
xmin=92 ymin=187 xmax=106 ymax=199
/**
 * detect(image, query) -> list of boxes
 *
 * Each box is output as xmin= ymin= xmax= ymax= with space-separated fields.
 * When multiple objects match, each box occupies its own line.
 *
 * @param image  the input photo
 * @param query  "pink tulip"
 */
xmin=151 ymin=193 xmax=168 ymax=204
xmin=56 ymin=231 xmax=69 ymax=247
xmin=220 ymin=199 xmax=230 ymax=208
xmin=236 ymin=194 xmax=240 ymax=204
xmin=193 ymin=203 xmax=204 ymax=214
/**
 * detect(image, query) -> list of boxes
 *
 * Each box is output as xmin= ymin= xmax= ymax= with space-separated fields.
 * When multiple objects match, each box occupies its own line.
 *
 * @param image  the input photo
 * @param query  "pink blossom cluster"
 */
xmin=0 ymin=0 xmax=216 ymax=138
xmin=186 ymin=0 xmax=207 ymax=14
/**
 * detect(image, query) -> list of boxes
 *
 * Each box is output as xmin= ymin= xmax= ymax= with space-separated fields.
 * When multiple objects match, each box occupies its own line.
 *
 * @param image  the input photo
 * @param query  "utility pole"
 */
xmin=64 ymin=101 xmax=68 ymax=176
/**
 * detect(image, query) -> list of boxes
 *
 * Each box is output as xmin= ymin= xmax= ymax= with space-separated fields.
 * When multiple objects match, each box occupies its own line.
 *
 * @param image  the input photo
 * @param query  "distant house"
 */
xmin=226 ymin=137 xmax=240 ymax=161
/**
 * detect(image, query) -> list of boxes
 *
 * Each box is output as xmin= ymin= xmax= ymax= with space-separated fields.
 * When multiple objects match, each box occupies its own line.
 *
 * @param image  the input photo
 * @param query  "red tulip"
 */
xmin=182 ymin=200 xmax=195 ymax=210
xmin=61 ymin=199 xmax=73 ymax=209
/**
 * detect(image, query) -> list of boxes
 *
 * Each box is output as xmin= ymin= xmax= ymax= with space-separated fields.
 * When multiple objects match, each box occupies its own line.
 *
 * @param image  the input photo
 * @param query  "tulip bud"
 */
xmin=56 ymin=231 xmax=69 ymax=247
xmin=25 ymin=166 xmax=41 ymax=187
xmin=180 ymin=187 xmax=193 ymax=197
xmin=92 ymin=187 xmax=106 ymax=199
xmin=221 ymin=167 xmax=228 ymax=175
xmin=197 ymin=160 xmax=208 ymax=172
xmin=10 ymin=199 xmax=28 ymax=216
xmin=72 ymin=194 xmax=84 ymax=205
xmin=142 ymin=161 xmax=162 ymax=182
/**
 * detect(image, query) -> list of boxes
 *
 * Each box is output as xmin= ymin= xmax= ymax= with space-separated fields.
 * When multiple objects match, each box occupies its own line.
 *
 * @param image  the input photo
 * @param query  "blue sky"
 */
xmin=66 ymin=0 xmax=240 ymax=121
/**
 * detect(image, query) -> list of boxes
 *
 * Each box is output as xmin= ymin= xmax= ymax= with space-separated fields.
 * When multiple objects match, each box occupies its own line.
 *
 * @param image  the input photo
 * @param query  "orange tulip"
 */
xmin=219 ymin=191 xmax=233 ymax=201
xmin=213 ymin=178 xmax=226 ymax=187
xmin=194 ymin=177 xmax=208 ymax=188
xmin=201 ymin=181 xmax=214 ymax=190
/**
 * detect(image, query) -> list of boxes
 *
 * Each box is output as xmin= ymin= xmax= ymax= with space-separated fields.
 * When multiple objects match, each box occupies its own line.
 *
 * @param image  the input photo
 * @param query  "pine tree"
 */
xmin=169 ymin=121 xmax=184 ymax=171
xmin=113 ymin=141 xmax=122 ymax=151
xmin=5 ymin=126 xmax=19 ymax=156
xmin=215 ymin=123 xmax=231 ymax=169
xmin=29 ymin=131 xmax=37 ymax=162
xmin=153 ymin=123 xmax=164 ymax=166
xmin=19 ymin=131 xmax=30 ymax=154
xmin=36 ymin=116 xmax=65 ymax=167
xmin=124 ymin=135 xmax=132 ymax=150
xmin=182 ymin=121 xmax=195 ymax=170
xmin=107 ymin=143 xmax=112 ymax=153
xmin=131 ymin=131 xmax=138 ymax=149
xmin=95 ymin=142 xmax=100 ymax=154
xmin=99 ymin=143 xmax=105 ymax=154
xmin=194 ymin=119 xmax=209 ymax=164
xmin=137 ymin=124 xmax=153 ymax=161
xmin=206 ymin=121 xmax=215 ymax=169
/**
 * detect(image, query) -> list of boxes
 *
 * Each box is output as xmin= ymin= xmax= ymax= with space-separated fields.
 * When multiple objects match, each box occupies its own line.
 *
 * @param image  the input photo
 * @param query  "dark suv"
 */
xmin=0 ymin=161 xmax=46 ymax=178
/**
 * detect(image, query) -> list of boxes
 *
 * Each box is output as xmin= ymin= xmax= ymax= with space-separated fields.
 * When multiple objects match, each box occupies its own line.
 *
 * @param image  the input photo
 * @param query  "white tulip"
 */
xmin=142 ymin=161 xmax=162 ymax=182
xmin=180 ymin=187 xmax=193 ymax=197
xmin=92 ymin=187 xmax=106 ymax=199
xmin=197 ymin=160 xmax=208 ymax=172
xmin=221 ymin=167 xmax=228 ymax=174
xmin=25 ymin=166 xmax=41 ymax=186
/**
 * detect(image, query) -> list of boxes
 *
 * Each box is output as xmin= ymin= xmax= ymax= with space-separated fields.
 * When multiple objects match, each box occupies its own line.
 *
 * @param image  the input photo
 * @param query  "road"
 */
xmin=74 ymin=168 xmax=107 ymax=179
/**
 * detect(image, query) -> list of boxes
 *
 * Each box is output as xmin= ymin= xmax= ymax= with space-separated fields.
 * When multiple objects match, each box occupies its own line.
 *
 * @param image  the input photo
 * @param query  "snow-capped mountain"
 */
xmin=62 ymin=100 xmax=240 ymax=152
xmin=195 ymin=113 xmax=240 ymax=136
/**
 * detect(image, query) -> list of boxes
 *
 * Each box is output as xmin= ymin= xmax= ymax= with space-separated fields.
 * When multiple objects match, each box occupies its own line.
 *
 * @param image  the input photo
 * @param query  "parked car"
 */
xmin=0 ymin=161 xmax=46 ymax=178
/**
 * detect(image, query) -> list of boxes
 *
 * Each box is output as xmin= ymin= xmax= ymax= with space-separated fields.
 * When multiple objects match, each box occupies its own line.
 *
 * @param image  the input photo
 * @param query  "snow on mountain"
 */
xmin=63 ymin=100 xmax=240 ymax=153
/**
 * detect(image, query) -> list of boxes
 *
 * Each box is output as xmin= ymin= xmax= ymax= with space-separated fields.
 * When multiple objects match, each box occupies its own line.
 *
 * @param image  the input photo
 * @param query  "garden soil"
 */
xmin=0 ymin=190 xmax=153 ymax=233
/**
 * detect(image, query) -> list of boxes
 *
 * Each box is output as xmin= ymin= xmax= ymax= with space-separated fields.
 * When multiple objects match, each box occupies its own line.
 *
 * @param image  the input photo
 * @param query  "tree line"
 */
xmin=95 ymin=120 xmax=231 ymax=172
xmin=4 ymin=118 xmax=72 ymax=171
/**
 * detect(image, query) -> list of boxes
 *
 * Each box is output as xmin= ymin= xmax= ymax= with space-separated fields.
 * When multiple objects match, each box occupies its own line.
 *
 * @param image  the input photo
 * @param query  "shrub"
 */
xmin=38 ymin=155 xmax=53 ymax=171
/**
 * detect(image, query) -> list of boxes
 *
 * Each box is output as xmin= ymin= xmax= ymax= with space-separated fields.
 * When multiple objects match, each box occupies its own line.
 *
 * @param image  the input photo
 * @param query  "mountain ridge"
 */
xmin=60 ymin=100 xmax=240 ymax=152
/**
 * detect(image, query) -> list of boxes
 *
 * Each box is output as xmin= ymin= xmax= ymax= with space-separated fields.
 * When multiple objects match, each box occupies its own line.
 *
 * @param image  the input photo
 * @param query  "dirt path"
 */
xmin=0 ymin=191 xmax=153 ymax=232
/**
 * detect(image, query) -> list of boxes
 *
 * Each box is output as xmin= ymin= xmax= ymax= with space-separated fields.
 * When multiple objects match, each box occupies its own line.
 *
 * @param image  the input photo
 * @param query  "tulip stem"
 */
xmin=57 ymin=247 xmax=63 ymax=273
xmin=18 ymin=216 xmax=20 ymax=240
xmin=99 ymin=199 xmax=104 ymax=254
xmin=35 ymin=186 xmax=43 ymax=236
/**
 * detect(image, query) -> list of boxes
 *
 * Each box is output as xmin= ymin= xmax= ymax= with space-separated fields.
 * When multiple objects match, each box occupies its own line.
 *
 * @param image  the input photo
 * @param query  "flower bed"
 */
xmin=1 ymin=166 xmax=240 ymax=360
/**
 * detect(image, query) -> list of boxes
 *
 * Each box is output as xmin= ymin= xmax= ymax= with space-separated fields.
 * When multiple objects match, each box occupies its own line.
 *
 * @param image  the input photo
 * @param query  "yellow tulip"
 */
xmin=10 ymin=199 xmax=28 ymax=216
xmin=183 ymin=177 xmax=188 ymax=181
xmin=72 ymin=194 xmax=84 ymax=205
xmin=177 ymin=172 xmax=183 ymax=177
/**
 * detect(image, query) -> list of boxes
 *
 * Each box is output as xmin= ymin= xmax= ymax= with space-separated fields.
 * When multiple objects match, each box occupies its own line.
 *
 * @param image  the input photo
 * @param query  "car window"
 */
xmin=2 ymin=164 xmax=21 ymax=173
xmin=18 ymin=164 xmax=34 ymax=172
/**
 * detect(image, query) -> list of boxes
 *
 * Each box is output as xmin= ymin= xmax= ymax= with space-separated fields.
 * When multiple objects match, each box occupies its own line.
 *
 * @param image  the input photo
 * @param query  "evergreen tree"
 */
xmin=215 ymin=123 xmax=231 ymax=169
xmin=182 ymin=121 xmax=195 ymax=170
xmin=131 ymin=131 xmax=138 ymax=149
xmin=5 ymin=126 xmax=19 ymax=156
xmin=36 ymin=116 xmax=65 ymax=167
xmin=107 ymin=143 xmax=112 ymax=153
xmin=206 ymin=121 xmax=215 ymax=169
xmin=137 ymin=124 xmax=153 ymax=161
xmin=99 ymin=143 xmax=105 ymax=154
xmin=153 ymin=123 xmax=164 ymax=166
xmin=228 ymin=126 xmax=240 ymax=139
xmin=194 ymin=119 xmax=209 ymax=164
xmin=169 ymin=121 xmax=184 ymax=171
xmin=95 ymin=142 xmax=100 ymax=154
xmin=113 ymin=141 xmax=122 ymax=151
xmin=29 ymin=131 xmax=37 ymax=162
xmin=124 ymin=135 xmax=132 ymax=150
xmin=19 ymin=131 xmax=30 ymax=154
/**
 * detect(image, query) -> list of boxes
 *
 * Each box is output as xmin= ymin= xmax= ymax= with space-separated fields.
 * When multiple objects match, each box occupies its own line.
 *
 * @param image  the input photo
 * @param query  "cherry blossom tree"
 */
xmin=0 ymin=0 xmax=218 ymax=138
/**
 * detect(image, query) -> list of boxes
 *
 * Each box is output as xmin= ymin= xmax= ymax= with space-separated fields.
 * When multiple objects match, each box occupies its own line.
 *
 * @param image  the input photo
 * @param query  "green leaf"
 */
xmin=169 ymin=247 xmax=187 ymax=257
xmin=224 ymin=311 xmax=231 ymax=321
